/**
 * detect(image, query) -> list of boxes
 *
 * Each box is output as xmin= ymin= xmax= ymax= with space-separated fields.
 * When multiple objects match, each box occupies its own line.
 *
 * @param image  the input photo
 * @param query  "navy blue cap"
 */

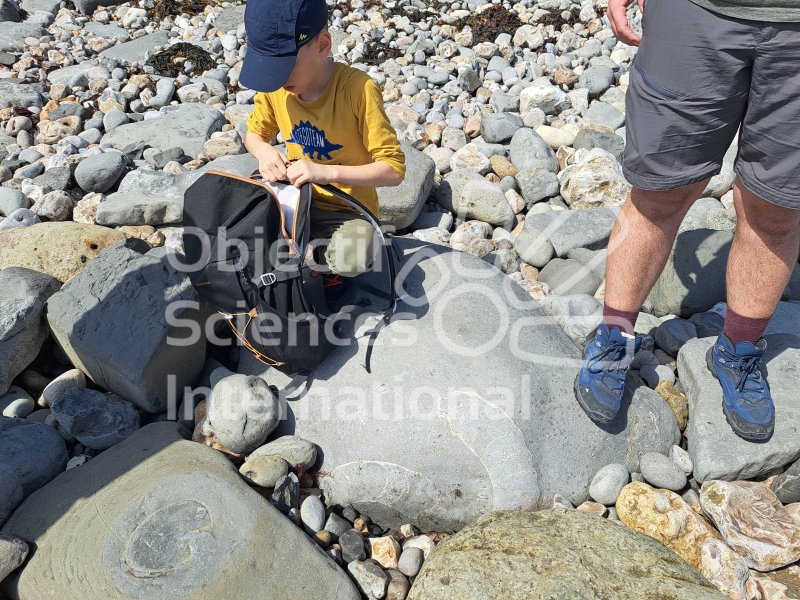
xmin=240 ymin=0 xmax=328 ymax=93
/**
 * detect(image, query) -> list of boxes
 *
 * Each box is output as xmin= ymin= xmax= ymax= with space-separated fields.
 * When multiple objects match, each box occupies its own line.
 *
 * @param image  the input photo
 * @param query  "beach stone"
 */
xmin=513 ymin=217 xmax=555 ymax=268
xmin=0 ymin=267 xmax=60 ymax=397
xmin=577 ymin=65 xmax=615 ymax=98
xmin=0 ymin=22 xmax=44 ymax=52
xmin=589 ymin=463 xmax=629 ymax=506
xmin=648 ymin=229 xmax=732 ymax=318
xmin=655 ymin=318 xmax=700 ymax=357
xmin=397 ymin=547 xmax=423 ymax=578
xmin=656 ymin=381 xmax=689 ymax=431
xmin=0 ymin=81 xmax=44 ymax=109
xmin=0 ymin=208 xmax=39 ymax=232
xmin=102 ymin=103 xmax=225 ymax=160
xmin=0 ymin=386 xmax=33 ymax=418
xmin=700 ymin=480 xmax=800 ymax=571
xmin=436 ymin=169 xmax=514 ymax=226
xmin=37 ymin=368 xmax=86 ymax=408
xmin=29 ymin=190 xmax=72 ymax=221
xmin=196 ymin=374 xmax=279 ymax=457
xmin=519 ymin=84 xmax=566 ymax=115
xmin=378 ymin=142 xmax=434 ymax=230
xmin=679 ymin=324 xmax=800 ymax=483
xmin=340 ymin=529 xmax=366 ymax=563
xmin=49 ymin=387 xmax=141 ymax=450
xmin=46 ymin=243 xmax=206 ymax=414
xmin=0 ymin=534 xmax=27 ymax=584
xmin=0 ymin=416 xmax=68 ymax=526
xmin=0 ymin=422 xmax=360 ymax=599
xmin=480 ymin=112 xmax=523 ymax=144
xmin=348 ymin=560 xmax=389 ymax=600
xmin=74 ymin=151 xmax=127 ymax=193
xmin=370 ymin=536 xmax=401 ymax=570
xmin=699 ymin=539 xmax=757 ymax=600
xmin=99 ymin=30 xmax=168 ymax=63
xmin=246 ymin=435 xmax=317 ymax=470
xmin=750 ymin=565 xmax=800 ymax=599
xmin=300 ymin=495 xmax=326 ymax=535
xmin=407 ymin=510 xmax=724 ymax=600
xmin=509 ymin=128 xmax=559 ymax=173
xmin=543 ymin=207 xmax=617 ymax=258
xmin=584 ymin=101 xmax=625 ymax=131
xmin=560 ymin=148 xmax=629 ymax=209
xmin=515 ymin=167 xmax=559 ymax=206
xmin=573 ymin=128 xmax=625 ymax=162
xmin=771 ymin=458 xmax=800 ymax=505
xmin=449 ymin=143 xmax=491 ymax=175
xmin=616 ymin=481 xmax=722 ymax=570
xmin=670 ymin=445 xmax=694 ymax=476
xmin=639 ymin=452 xmax=688 ymax=491
xmin=270 ymin=473 xmax=300 ymax=514
xmin=0 ymin=188 xmax=27 ymax=217
xmin=240 ymin=238 xmax=683 ymax=530
xmin=538 ymin=258 xmax=603 ymax=296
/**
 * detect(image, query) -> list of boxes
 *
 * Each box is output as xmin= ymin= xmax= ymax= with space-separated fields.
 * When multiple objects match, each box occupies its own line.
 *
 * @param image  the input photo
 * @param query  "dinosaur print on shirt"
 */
xmin=287 ymin=120 xmax=343 ymax=160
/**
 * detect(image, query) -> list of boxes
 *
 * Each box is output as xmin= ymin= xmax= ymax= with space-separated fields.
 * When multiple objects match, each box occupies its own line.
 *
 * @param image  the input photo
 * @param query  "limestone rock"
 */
xmin=407 ymin=509 xmax=724 ymax=600
xmin=46 ymin=244 xmax=206 ymax=413
xmin=699 ymin=539 xmax=759 ymax=600
xmin=616 ymin=481 xmax=722 ymax=569
xmin=700 ymin=480 xmax=800 ymax=571
xmin=0 ymin=422 xmax=360 ymax=600
xmin=0 ymin=221 xmax=128 ymax=282
xmin=378 ymin=141 xmax=435 ymax=230
xmin=559 ymin=148 xmax=630 ymax=209
xmin=436 ymin=169 xmax=514 ymax=226
xmin=0 ymin=267 xmax=60 ymax=396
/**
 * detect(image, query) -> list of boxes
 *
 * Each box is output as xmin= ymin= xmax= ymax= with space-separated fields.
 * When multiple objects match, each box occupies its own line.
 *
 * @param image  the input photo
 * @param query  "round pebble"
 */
xmin=588 ymin=463 xmax=629 ymax=506
xmin=299 ymin=495 xmax=326 ymax=534
xmin=639 ymin=452 xmax=689 ymax=492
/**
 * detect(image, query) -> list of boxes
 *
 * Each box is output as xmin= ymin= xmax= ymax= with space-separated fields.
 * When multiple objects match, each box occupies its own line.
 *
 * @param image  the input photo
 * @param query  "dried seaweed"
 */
xmin=146 ymin=42 xmax=217 ymax=78
xmin=148 ymin=0 xmax=214 ymax=21
xmin=451 ymin=5 xmax=524 ymax=45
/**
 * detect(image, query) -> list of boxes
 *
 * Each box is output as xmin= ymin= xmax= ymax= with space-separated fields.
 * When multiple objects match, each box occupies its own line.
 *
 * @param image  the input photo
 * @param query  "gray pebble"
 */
xmin=0 ymin=386 xmax=35 ymax=418
xmin=300 ymin=495 xmax=326 ymax=534
xmin=639 ymin=452 xmax=688 ymax=492
xmin=588 ymin=463 xmax=629 ymax=506
xmin=397 ymin=547 xmax=423 ymax=577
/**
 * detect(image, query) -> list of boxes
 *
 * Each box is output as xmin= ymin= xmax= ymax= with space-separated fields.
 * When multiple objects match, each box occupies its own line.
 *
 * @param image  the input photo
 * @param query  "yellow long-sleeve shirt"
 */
xmin=246 ymin=61 xmax=406 ymax=215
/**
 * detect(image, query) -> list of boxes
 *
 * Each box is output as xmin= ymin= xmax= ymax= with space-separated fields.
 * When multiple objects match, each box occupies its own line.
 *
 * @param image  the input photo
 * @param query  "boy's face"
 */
xmin=281 ymin=30 xmax=332 ymax=95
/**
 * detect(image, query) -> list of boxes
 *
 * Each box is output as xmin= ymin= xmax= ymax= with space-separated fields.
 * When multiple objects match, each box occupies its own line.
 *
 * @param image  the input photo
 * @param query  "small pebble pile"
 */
xmin=0 ymin=0 xmax=799 ymax=598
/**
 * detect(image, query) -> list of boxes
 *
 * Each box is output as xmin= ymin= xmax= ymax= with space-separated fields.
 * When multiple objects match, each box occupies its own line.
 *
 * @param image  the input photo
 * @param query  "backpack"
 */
xmin=181 ymin=170 xmax=397 ymax=376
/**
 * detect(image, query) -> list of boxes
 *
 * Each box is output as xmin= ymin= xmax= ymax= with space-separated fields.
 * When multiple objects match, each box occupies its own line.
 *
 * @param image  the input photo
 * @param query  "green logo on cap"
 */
xmin=299 ymin=33 xmax=309 ymax=42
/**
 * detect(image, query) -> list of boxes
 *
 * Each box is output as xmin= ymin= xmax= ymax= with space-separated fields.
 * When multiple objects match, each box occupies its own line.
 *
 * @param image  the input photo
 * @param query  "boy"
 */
xmin=240 ymin=0 xmax=406 ymax=294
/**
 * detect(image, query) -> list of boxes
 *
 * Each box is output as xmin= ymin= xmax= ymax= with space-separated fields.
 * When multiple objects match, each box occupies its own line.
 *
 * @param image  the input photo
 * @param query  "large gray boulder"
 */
xmin=98 ymin=31 xmax=169 ymax=63
xmin=378 ymin=141 xmax=434 ymax=231
xmin=0 ymin=417 xmax=68 ymax=526
xmin=0 ymin=267 xmax=61 ymax=396
xmin=96 ymin=153 xmax=257 ymax=227
xmin=101 ymin=103 xmax=224 ymax=160
xmin=0 ymin=80 xmax=44 ymax=109
xmin=648 ymin=228 xmax=732 ymax=318
xmin=0 ymin=22 xmax=44 ymax=52
xmin=239 ymin=238 xmax=679 ymax=531
xmin=45 ymin=243 xmax=207 ymax=413
xmin=407 ymin=510 xmax=725 ymax=600
xmin=508 ymin=127 xmax=558 ymax=173
xmin=0 ymin=422 xmax=361 ymax=600
xmin=679 ymin=302 xmax=800 ymax=482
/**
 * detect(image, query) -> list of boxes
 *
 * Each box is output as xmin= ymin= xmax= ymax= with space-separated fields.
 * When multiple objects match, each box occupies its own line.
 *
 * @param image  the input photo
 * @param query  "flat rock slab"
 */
xmin=0 ymin=22 xmax=45 ymax=52
xmin=46 ymin=243 xmax=207 ymax=413
xmin=0 ymin=80 xmax=45 ymax=109
xmin=240 ymin=238 xmax=679 ymax=531
xmin=46 ymin=61 xmax=98 ymax=86
xmin=101 ymin=103 xmax=224 ymax=160
xmin=96 ymin=153 xmax=257 ymax=226
xmin=99 ymin=31 xmax=169 ymax=64
xmin=212 ymin=4 xmax=245 ymax=32
xmin=407 ymin=509 xmax=725 ymax=600
xmin=82 ymin=21 xmax=128 ymax=40
xmin=0 ymin=267 xmax=61 ymax=396
xmin=0 ymin=422 xmax=360 ymax=600
xmin=680 ymin=304 xmax=800 ymax=482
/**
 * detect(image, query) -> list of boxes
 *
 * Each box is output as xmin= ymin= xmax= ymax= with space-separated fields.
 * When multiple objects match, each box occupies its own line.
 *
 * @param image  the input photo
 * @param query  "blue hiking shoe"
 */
xmin=574 ymin=324 xmax=642 ymax=424
xmin=706 ymin=333 xmax=774 ymax=442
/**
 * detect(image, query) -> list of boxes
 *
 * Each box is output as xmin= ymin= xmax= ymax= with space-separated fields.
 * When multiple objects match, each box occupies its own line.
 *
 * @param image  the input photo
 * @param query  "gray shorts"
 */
xmin=623 ymin=0 xmax=800 ymax=210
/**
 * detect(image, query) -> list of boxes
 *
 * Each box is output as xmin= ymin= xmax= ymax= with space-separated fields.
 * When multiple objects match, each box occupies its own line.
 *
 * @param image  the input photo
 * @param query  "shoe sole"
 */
xmin=573 ymin=373 xmax=616 ymax=425
xmin=705 ymin=346 xmax=774 ymax=442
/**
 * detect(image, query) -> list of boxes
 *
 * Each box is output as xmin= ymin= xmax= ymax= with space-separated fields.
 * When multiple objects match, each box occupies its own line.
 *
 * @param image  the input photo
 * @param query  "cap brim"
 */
xmin=239 ymin=45 xmax=296 ymax=93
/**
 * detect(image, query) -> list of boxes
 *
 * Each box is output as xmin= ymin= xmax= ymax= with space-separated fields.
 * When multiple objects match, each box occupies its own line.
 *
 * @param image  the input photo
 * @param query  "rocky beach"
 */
xmin=0 ymin=0 xmax=799 ymax=598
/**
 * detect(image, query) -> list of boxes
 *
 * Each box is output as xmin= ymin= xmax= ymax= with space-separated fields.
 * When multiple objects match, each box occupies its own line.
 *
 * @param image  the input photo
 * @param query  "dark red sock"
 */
xmin=603 ymin=304 xmax=639 ymax=335
xmin=724 ymin=307 xmax=770 ymax=344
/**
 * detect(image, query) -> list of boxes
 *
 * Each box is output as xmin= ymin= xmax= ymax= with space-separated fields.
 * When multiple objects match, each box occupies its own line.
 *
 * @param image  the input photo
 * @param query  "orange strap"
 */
xmin=219 ymin=308 xmax=286 ymax=368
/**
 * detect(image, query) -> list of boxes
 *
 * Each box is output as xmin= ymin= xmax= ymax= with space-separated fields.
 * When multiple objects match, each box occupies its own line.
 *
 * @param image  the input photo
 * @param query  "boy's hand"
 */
xmin=256 ymin=146 xmax=290 ymax=182
xmin=287 ymin=160 xmax=335 ymax=188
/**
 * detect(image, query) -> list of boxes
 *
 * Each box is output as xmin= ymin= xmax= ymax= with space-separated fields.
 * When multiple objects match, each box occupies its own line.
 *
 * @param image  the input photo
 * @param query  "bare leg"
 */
xmin=726 ymin=177 xmax=800 ymax=319
xmin=604 ymin=178 xmax=711 ymax=312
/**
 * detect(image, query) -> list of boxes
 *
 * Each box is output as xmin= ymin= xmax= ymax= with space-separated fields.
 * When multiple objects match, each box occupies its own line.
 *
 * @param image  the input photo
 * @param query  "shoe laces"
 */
xmin=724 ymin=353 xmax=766 ymax=399
xmin=588 ymin=340 xmax=634 ymax=392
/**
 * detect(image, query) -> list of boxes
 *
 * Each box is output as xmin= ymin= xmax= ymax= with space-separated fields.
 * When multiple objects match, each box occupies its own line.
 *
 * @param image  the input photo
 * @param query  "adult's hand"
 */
xmin=607 ymin=0 xmax=645 ymax=46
